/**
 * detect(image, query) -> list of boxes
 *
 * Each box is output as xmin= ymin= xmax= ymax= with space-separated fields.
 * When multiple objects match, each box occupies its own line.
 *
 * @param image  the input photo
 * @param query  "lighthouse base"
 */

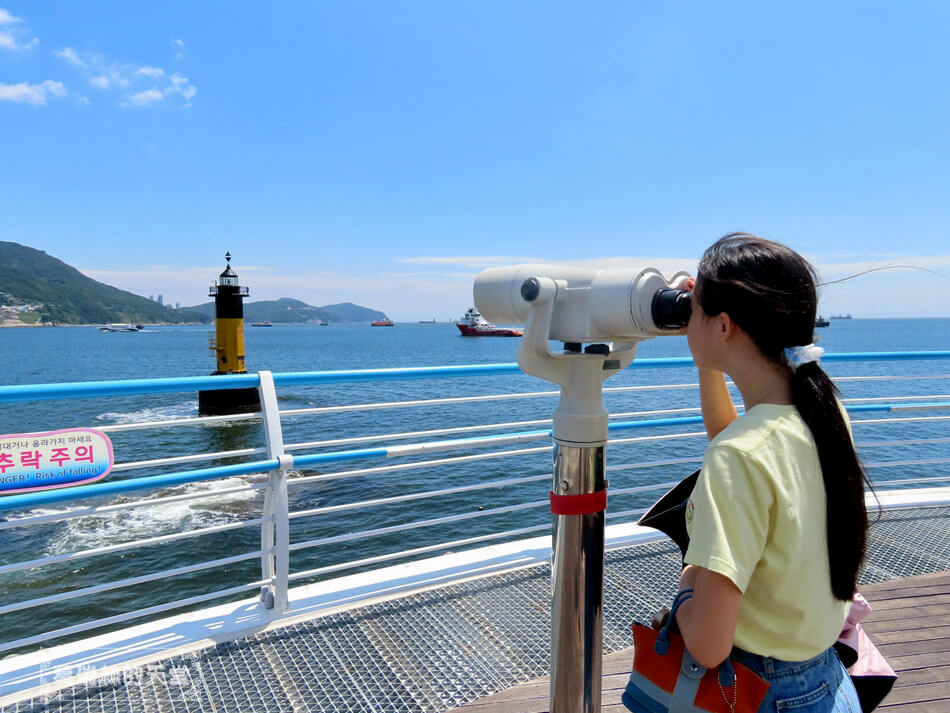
xmin=198 ymin=387 xmax=261 ymax=416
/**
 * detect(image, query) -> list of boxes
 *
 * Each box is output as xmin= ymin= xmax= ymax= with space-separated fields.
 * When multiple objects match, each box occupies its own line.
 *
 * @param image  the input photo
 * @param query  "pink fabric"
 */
xmin=837 ymin=593 xmax=897 ymax=679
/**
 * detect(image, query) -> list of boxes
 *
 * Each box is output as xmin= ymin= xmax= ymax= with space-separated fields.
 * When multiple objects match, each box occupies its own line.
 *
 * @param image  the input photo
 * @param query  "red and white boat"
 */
xmin=455 ymin=307 xmax=523 ymax=337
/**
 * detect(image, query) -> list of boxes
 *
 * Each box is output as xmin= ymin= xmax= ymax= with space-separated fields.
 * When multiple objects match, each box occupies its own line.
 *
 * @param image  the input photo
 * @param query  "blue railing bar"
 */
xmin=0 ymin=373 xmax=261 ymax=404
xmin=0 ymin=459 xmax=279 ymax=513
xmin=847 ymin=402 xmax=950 ymax=413
xmin=2 ymin=401 xmax=948 ymax=513
xmin=823 ymin=351 xmax=950 ymax=362
xmin=273 ymin=363 xmax=521 ymax=385
xmin=609 ymin=416 xmax=707 ymax=431
xmin=3 ymin=351 xmax=949 ymax=404
xmin=292 ymin=447 xmax=391 ymax=468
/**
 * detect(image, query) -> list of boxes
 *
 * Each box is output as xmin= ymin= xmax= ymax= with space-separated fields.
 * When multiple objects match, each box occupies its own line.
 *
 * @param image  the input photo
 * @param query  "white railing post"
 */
xmin=257 ymin=370 xmax=291 ymax=611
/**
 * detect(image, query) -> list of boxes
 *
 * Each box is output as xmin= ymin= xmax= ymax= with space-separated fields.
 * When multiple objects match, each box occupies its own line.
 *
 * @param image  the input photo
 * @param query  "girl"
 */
xmin=675 ymin=234 xmax=867 ymax=712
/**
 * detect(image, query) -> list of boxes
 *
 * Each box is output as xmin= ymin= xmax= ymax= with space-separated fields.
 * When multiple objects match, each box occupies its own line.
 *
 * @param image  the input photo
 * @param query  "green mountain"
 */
xmin=185 ymin=298 xmax=388 ymax=323
xmin=0 ymin=241 xmax=209 ymax=325
xmin=319 ymin=302 xmax=389 ymax=322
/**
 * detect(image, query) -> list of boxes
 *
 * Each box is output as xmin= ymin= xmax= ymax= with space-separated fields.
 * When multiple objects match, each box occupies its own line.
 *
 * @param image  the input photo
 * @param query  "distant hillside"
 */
xmin=186 ymin=299 xmax=387 ymax=323
xmin=0 ymin=241 xmax=209 ymax=325
xmin=319 ymin=302 xmax=388 ymax=322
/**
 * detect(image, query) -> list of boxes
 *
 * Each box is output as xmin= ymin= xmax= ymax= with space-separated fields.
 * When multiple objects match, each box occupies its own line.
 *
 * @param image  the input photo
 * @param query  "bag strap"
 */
xmin=654 ymin=588 xmax=693 ymax=655
xmin=718 ymin=657 xmax=736 ymax=687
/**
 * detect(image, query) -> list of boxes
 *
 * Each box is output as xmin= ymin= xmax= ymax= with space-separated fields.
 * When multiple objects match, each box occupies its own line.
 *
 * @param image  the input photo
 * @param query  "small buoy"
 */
xmin=477 ymin=506 xmax=484 ymax=511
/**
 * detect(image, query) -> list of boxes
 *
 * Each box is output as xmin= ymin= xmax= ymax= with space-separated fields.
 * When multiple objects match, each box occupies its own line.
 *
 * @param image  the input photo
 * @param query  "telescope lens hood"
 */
xmin=651 ymin=288 xmax=692 ymax=329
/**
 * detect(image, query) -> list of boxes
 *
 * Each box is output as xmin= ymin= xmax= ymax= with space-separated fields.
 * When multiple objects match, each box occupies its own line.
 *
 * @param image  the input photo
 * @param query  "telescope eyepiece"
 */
xmin=521 ymin=277 xmax=541 ymax=302
xmin=652 ymin=288 xmax=692 ymax=329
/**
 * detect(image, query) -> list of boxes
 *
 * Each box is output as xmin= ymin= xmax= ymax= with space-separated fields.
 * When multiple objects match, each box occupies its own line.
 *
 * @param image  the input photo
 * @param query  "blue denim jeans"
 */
xmin=732 ymin=646 xmax=861 ymax=713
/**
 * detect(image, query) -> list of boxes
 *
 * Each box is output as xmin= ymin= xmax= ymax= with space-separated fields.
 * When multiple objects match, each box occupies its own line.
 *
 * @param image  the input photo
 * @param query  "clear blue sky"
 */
xmin=2 ymin=1 xmax=949 ymax=318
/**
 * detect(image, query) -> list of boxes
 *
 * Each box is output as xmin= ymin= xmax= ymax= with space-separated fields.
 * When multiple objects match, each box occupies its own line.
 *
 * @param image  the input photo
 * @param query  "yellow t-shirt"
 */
xmin=684 ymin=403 xmax=851 ymax=661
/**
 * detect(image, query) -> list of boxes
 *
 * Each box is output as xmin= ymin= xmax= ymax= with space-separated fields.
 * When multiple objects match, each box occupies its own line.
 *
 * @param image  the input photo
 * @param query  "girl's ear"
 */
xmin=718 ymin=312 xmax=738 ymax=340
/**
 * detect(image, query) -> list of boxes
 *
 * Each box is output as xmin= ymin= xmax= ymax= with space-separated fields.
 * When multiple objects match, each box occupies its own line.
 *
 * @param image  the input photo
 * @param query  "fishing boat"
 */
xmin=0 ymin=350 xmax=948 ymax=711
xmin=816 ymin=315 xmax=830 ymax=327
xmin=456 ymin=307 xmax=523 ymax=337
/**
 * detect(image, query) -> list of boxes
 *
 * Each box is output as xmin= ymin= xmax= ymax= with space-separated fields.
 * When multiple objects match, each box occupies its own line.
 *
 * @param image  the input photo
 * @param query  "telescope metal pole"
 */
xmin=550 ymin=442 xmax=606 ymax=713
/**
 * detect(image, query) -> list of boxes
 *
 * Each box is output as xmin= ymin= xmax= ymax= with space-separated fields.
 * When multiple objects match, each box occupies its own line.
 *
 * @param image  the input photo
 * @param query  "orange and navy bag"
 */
xmin=622 ymin=589 xmax=770 ymax=713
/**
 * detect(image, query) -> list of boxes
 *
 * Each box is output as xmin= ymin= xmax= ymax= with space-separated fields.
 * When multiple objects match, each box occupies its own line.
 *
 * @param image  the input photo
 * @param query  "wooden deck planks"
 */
xmin=448 ymin=570 xmax=950 ymax=713
xmin=862 ymin=572 xmax=950 ymax=710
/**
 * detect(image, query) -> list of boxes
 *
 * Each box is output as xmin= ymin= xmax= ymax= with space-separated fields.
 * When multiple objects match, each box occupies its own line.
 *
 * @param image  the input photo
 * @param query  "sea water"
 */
xmin=0 ymin=319 xmax=948 ymax=645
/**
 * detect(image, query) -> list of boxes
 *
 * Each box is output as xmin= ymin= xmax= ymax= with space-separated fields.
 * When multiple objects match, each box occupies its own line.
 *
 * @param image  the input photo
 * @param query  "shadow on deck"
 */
xmin=450 ymin=570 xmax=950 ymax=713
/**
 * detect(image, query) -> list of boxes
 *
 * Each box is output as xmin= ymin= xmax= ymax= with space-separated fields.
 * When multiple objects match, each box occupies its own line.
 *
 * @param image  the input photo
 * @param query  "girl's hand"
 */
xmin=672 ymin=277 xmax=695 ymax=335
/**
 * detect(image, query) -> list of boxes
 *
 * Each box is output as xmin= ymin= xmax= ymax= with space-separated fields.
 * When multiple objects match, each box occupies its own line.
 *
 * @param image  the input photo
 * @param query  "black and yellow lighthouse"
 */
xmin=198 ymin=252 xmax=262 ymax=415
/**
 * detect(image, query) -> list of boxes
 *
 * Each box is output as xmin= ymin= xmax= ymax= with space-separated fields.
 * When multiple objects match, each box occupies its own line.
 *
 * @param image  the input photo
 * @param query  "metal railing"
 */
xmin=0 ymin=351 xmax=948 ymax=655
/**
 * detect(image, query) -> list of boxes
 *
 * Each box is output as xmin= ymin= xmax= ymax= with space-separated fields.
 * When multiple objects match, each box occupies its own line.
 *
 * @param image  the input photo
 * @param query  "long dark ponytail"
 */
xmin=696 ymin=233 xmax=868 ymax=601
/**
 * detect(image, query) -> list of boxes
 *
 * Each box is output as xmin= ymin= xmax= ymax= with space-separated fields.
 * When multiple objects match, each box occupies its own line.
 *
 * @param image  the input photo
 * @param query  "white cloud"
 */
xmin=0 ymin=80 xmax=67 ymax=105
xmin=398 ymin=254 xmax=698 ymax=276
xmin=0 ymin=8 xmax=36 ymax=51
xmin=54 ymin=46 xmax=86 ymax=68
xmin=135 ymin=66 xmax=165 ymax=78
xmin=166 ymin=72 xmax=196 ymax=101
xmin=399 ymin=255 xmax=543 ymax=267
xmin=129 ymin=88 xmax=163 ymax=106
xmin=54 ymin=47 xmax=196 ymax=107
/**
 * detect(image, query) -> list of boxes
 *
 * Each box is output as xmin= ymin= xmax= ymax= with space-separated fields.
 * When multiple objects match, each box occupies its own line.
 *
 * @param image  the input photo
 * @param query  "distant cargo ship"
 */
xmin=816 ymin=315 xmax=830 ymax=327
xmin=372 ymin=319 xmax=394 ymax=326
xmin=830 ymin=314 xmax=853 ymax=319
xmin=456 ymin=308 xmax=523 ymax=337
xmin=251 ymin=321 xmax=273 ymax=327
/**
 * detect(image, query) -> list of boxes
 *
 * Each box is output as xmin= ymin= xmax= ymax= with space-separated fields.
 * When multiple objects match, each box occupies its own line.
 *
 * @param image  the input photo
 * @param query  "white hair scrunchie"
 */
xmin=784 ymin=343 xmax=824 ymax=371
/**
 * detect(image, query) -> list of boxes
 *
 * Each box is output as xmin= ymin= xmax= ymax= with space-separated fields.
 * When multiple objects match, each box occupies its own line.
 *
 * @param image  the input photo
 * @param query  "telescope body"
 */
xmin=474 ymin=263 xmax=690 ymax=343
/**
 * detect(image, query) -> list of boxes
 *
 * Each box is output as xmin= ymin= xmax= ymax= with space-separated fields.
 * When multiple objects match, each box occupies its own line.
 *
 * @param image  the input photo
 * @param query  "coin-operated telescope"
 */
xmin=474 ymin=264 xmax=692 ymax=446
xmin=475 ymin=263 xmax=692 ymax=345
xmin=473 ymin=262 xmax=692 ymax=713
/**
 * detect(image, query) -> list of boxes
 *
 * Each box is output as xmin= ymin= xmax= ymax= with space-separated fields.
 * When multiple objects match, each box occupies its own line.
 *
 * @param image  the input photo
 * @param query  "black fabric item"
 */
xmin=637 ymin=469 xmax=700 ymax=560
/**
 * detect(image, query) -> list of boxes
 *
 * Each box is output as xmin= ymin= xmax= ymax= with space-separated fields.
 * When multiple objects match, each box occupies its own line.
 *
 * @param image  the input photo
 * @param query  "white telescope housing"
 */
xmin=474 ymin=263 xmax=691 ymax=343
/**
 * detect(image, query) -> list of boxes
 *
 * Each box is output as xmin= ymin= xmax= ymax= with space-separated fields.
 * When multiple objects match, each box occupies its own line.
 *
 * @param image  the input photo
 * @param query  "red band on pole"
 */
xmin=549 ymin=490 xmax=607 ymax=515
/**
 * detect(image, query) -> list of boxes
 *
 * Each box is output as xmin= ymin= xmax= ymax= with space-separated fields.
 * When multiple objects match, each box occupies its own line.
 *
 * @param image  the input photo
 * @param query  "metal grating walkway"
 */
xmin=5 ymin=507 xmax=950 ymax=713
